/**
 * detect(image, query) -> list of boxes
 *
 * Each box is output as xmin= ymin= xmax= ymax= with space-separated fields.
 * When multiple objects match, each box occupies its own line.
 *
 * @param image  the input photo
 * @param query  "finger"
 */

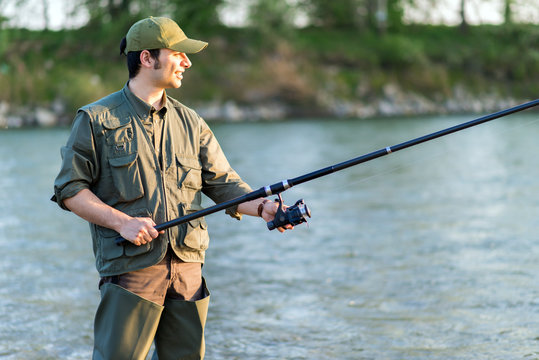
xmin=145 ymin=219 xmax=160 ymax=238
xmin=135 ymin=230 xmax=150 ymax=244
xmin=148 ymin=227 xmax=159 ymax=238
xmin=142 ymin=231 xmax=153 ymax=243
xmin=277 ymin=225 xmax=293 ymax=232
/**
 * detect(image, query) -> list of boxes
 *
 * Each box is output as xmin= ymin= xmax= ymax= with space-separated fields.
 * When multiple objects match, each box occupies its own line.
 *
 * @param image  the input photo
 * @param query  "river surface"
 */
xmin=1 ymin=113 xmax=539 ymax=359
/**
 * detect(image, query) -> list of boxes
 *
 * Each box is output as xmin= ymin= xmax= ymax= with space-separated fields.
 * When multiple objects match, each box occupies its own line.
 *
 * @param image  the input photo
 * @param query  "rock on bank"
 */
xmin=0 ymin=87 xmax=529 ymax=128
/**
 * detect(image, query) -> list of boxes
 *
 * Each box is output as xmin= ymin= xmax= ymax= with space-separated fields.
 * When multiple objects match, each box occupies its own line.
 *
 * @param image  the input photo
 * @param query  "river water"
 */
xmin=1 ymin=113 xmax=539 ymax=359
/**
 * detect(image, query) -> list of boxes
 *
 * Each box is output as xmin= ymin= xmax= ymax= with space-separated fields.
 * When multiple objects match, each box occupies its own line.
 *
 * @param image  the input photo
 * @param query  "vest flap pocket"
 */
xmin=124 ymin=241 xmax=152 ymax=257
xmin=109 ymin=153 xmax=137 ymax=167
xmin=125 ymin=207 xmax=152 ymax=218
xmin=108 ymin=153 xmax=144 ymax=203
xmin=176 ymin=154 xmax=202 ymax=190
xmin=98 ymin=233 xmax=124 ymax=261
xmin=176 ymin=154 xmax=202 ymax=170
xmin=103 ymin=116 xmax=132 ymax=130
xmin=96 ymin=207 xmax=154 ymax=260
xmin=188 ymin=217 xmax=208 ymax=230
xmin=183 ymin=206 xmax=209 ymax=250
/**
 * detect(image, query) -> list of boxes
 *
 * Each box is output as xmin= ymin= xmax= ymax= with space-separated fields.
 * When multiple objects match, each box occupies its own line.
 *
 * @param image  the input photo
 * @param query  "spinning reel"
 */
xmin=267 ymin=193 xmax=311 ymax=230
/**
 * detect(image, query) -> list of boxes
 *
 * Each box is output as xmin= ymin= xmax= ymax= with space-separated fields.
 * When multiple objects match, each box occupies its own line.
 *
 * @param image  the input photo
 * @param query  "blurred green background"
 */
xmin=0 ymin=0 xmax=538 ymax=126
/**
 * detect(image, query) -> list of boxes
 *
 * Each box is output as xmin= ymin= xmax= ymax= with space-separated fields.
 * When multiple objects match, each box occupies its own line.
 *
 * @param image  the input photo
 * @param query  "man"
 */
xmin=53 ymin=16 xmax=289 ymax=360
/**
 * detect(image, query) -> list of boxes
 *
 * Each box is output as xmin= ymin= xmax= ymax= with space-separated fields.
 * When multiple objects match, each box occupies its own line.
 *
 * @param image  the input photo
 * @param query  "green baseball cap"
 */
xmin=124 ymin=16 xmax=208 ymax=54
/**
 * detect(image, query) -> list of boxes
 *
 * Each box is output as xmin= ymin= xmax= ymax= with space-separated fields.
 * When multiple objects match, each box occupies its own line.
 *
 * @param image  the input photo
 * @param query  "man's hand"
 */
xmin=119 ymin=217 xmax=162 ymax=246
xmin=260 ymin=200 xmax=294 ymax=233
xmin=63 ymin=189 xmax=163 ymax=246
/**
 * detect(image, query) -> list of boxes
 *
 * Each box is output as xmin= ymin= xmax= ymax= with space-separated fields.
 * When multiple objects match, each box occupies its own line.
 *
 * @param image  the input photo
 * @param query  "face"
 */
xmin=149 ymin=48 xmax=192 ymax=89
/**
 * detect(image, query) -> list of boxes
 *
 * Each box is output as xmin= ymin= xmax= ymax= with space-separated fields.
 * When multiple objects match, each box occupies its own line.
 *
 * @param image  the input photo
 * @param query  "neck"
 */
xmin=128 ymin=77 xmax=165 ymax=110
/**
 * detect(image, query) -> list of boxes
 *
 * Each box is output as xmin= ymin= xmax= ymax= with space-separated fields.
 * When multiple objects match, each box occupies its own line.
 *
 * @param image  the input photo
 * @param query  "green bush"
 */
xmin=1 ymin=23 xmax=538 ymax=115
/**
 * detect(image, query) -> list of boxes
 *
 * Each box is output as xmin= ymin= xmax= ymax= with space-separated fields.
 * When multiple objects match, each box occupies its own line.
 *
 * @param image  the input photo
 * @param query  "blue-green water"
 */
xmin=1 ymin=114 xmax=539 ymax=359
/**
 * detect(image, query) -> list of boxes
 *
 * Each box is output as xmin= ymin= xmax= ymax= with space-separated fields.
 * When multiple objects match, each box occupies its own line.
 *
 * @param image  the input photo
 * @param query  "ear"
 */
xmin=139 ymin=50 xmax=155 ymax=69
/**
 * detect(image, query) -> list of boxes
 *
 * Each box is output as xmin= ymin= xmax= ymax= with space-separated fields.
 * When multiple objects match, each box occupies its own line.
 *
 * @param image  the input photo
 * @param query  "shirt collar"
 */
xmin=123 ymin=82 xmax=169 ymax=118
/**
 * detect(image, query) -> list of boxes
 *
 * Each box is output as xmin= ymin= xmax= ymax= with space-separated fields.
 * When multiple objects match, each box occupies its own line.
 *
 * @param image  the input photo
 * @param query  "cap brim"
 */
xmin=170 ymin=38 xmax=208 ymax=54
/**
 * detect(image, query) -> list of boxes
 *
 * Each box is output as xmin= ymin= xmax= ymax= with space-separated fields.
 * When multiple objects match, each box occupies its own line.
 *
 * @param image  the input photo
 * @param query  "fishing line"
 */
xmin=327 ymin=143 xmax=448 ymax=191
xmin=329 ymin=112 xmax=539 ymax=192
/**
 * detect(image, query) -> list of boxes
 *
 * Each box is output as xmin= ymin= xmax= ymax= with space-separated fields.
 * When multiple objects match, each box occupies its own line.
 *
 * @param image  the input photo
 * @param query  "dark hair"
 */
xmin=120 ymin=37 xmax=161 ymax=79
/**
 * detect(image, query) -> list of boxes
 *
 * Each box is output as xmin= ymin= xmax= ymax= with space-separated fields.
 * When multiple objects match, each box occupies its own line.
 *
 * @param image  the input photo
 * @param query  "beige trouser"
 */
xmin=100 ymin=248 xmax=204 ymax=304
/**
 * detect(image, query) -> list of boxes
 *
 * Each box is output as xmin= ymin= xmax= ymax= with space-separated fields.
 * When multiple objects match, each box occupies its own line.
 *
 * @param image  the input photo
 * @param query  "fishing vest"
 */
xmin=53 ymin=85 xmax=251 ymax=276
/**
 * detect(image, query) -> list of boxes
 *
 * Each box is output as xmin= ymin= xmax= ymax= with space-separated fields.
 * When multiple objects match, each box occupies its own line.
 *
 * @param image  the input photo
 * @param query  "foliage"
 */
xmin=0 ymin=0 xmax=538 ymax=118
xmin=81 ymin=0 xmax=224 ymax=33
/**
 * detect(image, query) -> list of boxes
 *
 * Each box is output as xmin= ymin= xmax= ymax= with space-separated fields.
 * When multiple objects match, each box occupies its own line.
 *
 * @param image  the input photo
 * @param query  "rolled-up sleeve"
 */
xmin=198 ymin=118 xmax=252 ymax=220
xmin=52 ymin=110 xmax=99 ymax=210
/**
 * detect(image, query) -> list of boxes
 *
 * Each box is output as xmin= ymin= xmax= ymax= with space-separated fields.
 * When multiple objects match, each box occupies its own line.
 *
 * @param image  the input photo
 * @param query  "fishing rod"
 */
xmin=116 ymin=98 xmax=539 ymax=244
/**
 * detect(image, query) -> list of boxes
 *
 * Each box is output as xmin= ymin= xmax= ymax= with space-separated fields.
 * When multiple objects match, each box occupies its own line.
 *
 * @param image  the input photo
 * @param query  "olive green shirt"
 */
xmin=53 ymin=84 xmax=252 ymax=276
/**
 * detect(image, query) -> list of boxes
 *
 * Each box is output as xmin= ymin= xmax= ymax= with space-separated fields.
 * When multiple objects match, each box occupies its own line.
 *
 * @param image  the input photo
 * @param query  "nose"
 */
xmin=180 ymin=54 xmax=191 ymax=69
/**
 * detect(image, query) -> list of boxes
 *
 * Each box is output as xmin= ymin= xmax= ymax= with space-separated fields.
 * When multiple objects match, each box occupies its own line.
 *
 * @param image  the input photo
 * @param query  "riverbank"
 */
xmin=1 ymin=23 xmax=537 ymax=127
xmin=0 ymin=85 xmax=529 ymax=128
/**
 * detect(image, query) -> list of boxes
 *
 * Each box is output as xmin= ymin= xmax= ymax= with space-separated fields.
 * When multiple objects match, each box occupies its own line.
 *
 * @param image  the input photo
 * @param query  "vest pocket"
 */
xmin=176 ymin=154 xmax=202 ymax=190
xmin=96 ymin=228 xmax=152 ymax=260
xmin=183 ymin=218 xmax=209 ymax=251
xmin=182 ymin=206 xmax=209 ymax=251
xmin=96 ymin=224 xmax=124 ymax=261
xmin=96 ymin=208 xmax=154 ymax=261
xmin=103 ymin=116 xmax=133 ymax=144
xmin=109 ymin=153 xmax=144 ymax=203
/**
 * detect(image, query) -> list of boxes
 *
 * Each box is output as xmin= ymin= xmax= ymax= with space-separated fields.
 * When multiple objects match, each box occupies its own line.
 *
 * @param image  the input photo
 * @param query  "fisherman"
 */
xmin=52 ymin=16 xmax=290 ymax=360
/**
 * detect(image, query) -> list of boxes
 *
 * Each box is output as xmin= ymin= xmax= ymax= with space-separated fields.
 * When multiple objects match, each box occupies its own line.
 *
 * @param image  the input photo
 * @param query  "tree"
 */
xmin=304 ymin=0 xmax=407 ymax=31
xmin=504 ymin=0 xmax=513 ymax=24
xmin=387 ymin=0 xmax=405 ymax=30
xmin=41 ymin=0 xmax=49 ymax=30
xmin=248 ymin=0 xmax=296 ymax=32
xmin=169 ymin=0 xmax=225 ymax=33
xmin=306 ymin=0 xmax=363 ymax=28
xmin=80 ymin=0 xmax=224 ymax=34
xmin=459 ymin=0 xmax=468 ymax=30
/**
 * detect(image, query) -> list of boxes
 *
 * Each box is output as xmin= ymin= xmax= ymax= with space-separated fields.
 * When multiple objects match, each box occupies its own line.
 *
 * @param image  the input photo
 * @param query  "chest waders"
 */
xmin=151 ymin=281 xmax=210 ymax=360
xmin=93 ymin=284 xmax=163 ymax=360
xmin=93 ymin=281 xmax=210 ymax=360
